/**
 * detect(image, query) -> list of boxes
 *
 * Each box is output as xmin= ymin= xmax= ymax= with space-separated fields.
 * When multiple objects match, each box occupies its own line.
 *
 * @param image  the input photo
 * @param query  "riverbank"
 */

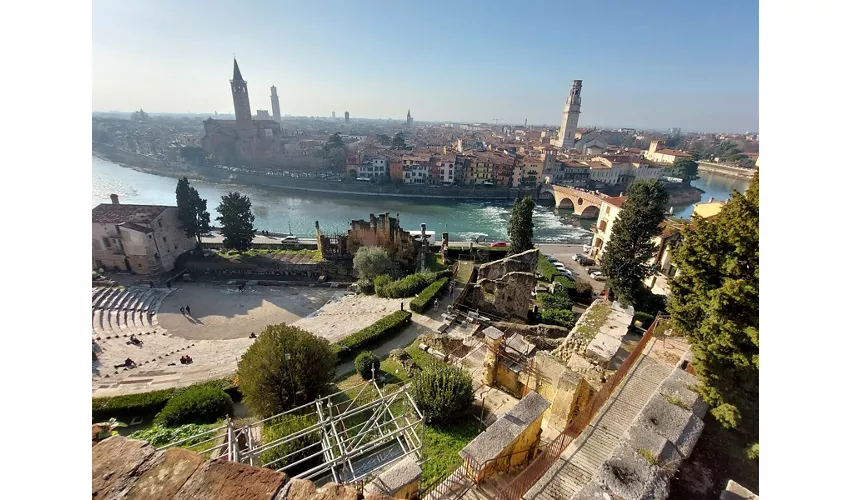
xmin=93 ymin=143 xmax=537 ymax=201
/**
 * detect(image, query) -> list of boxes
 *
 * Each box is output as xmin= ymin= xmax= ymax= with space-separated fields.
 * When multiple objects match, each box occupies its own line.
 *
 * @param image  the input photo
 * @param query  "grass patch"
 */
xmin=573 ymin=300 xmax=612 ymax=340
xmin=664 ymin=394 xmax=692 ymax=411
xmin=637 ymin=448 xmax=659 ymax=466
xmin=404 ymin=343 xmax=440 ymax=371
xmin=424 ymin=253 xmax=448 ymax=272
xmin=421 ymin=416 xmax=480 ymax=486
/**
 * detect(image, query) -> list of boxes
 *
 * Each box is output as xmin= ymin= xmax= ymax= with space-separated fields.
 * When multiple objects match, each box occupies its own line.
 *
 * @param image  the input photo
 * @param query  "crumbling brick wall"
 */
xmin=466 ymin=249 xmax=538 ymax=320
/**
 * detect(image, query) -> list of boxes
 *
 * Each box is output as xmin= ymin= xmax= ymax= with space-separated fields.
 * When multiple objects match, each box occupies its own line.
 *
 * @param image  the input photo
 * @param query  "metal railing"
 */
xmin=494 ymin=314 xmax=665 ymax=500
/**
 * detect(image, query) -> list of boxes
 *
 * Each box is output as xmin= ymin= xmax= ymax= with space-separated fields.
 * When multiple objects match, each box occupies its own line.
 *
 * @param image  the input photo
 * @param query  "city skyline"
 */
xmin=93 ymin=0 xmax=758 ymax=133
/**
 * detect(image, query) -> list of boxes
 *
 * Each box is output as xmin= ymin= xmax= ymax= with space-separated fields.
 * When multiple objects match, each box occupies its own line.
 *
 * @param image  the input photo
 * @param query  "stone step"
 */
xmin=104 ymin=289 xmax=124 ymax=310
xmin=92 ymin=287 xmax=109 ymax=305
xmin=125 ymin=289 xmax=145 ymax=312
xmin=94 ymin=287 xmax=117 ymax=309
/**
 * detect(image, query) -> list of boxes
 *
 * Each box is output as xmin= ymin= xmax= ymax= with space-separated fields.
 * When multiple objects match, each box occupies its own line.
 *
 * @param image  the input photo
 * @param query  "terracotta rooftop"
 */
xmin=92 ymin=204 xmax=170 ymax=224
xmin=604 ymin=196 xmax=628 ymax=208
xmin=655 ymin=149 xmax=692 ymax=157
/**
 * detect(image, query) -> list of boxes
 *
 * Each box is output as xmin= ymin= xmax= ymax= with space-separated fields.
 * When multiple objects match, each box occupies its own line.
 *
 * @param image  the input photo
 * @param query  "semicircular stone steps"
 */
xmin=92 ymin=286 xmax=174 ymax=340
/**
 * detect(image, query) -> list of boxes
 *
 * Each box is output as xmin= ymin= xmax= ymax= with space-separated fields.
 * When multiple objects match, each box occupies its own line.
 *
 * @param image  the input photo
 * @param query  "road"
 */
xmin=200 ymin=231 xmax=507 ymax=249
xmin=536 ymin=243 xmax=606 ymax=293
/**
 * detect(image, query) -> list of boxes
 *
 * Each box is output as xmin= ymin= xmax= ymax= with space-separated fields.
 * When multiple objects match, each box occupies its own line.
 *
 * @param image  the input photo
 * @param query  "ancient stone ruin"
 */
xmin=465 ymin=248 xmax=538 ymax=320
xmin=316 ymin=213 xmax=421 ymax=266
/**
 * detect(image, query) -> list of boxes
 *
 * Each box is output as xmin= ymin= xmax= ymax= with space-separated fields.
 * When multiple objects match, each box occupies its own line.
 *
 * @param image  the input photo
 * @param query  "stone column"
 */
xmin=482 ymin=326 xmax=504 ymax=387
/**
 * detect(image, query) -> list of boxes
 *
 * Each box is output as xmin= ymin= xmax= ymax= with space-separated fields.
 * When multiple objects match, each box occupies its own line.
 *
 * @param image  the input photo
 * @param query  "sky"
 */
xmin=92 ymin=0 xmax=758 ymax=133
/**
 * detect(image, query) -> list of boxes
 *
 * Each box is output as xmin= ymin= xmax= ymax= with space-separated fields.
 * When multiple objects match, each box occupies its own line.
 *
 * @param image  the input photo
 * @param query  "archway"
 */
xmin=575 ymin=205 xmax=600 ymax=219
xmin=557 ymin=197 xmax=575 ymax=211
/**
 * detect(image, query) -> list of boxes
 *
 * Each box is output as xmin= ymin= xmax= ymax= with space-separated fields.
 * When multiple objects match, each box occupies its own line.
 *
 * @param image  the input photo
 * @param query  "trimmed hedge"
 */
xmin=154 ymin=385 xmax=234 ymax=427
xmin=356 ymin=278 xmax=374 ymax=294
xmin=333 ymin=310 xmax=412 ymax=359
xmin=537 ymin=254 xmax=560 ymax=282
xmin=378 ymin=272 xmax=437 ymax=298
xmin=92 ymin=377 xmax=238 ymax=423
xmin=634 ymin=311 xmax=656 ymax=328
xmin=410 ymin=278 xmax=449 ymax=313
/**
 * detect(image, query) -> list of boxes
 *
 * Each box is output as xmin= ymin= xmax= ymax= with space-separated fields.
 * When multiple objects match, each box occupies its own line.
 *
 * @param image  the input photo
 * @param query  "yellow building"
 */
xmin=519 ymin=157 xmax=544 ymax=186
xmin=590 ymin=196 xmax=627 ymax=260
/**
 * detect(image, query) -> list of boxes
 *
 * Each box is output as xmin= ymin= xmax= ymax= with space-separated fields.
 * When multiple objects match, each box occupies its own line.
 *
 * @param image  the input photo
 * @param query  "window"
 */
xmin=605 ymin=206 xmax=611 ymax=214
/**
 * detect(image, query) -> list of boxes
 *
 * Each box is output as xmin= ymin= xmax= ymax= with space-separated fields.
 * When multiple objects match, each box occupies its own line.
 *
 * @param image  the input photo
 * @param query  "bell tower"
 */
xmin=230 ymin=58 xmax=252 ymax=124
xmin=556 ymin=80 xmax=582 ymax=150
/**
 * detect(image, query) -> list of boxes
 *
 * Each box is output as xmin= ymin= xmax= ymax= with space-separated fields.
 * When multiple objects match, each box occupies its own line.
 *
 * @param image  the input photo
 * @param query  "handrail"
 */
xmin=495 ymin=314 xmax=664 ymax=500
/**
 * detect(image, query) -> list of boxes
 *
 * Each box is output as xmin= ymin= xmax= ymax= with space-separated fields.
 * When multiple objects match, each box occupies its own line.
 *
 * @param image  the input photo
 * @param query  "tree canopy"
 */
xmin=376 ymin=134 xmax=392 ymax=146
xmin=507 ymin=196 xmax=535 ymax=254
xmin=671 ymin=157 xmax=699 ymax=186
xmin=392 ymin=132 xmax=406 ymax=149
xmin=600 ymin=180 xmax=669 ymax=306
xmin=353 ymin=246 xmax=397 ymax=280
xmin=175 ymin=177 xmax=211 ymax=243
xmin=668 ymin=171 xmax=759 ymax=431
xmin=237 ymin=324 xmax=337 ymax=418
xmin=215 ymin=192 xmax=255 ymax=251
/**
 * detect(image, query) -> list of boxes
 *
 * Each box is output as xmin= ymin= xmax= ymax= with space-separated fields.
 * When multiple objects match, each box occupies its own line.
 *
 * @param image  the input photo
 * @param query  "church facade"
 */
xmin=201 ymin=59 xmax=283 ymax=166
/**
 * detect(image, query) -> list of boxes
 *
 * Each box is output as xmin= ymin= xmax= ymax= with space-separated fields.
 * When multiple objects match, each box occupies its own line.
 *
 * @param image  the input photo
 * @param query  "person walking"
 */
xmin=166 ymin=282 xmax=172 ymax=289
xmin=400 ymin=301 xmax=404 ymax=311
xmin=179 ymin=306 xmax=185 ymax=315
xmin=185 ymin=305 xmax=191 ymax=316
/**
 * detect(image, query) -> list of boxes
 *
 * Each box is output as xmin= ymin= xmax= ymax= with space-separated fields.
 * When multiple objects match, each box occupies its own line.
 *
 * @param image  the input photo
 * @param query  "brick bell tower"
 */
xmin=230 ymin=58 xmax=252 ymax=124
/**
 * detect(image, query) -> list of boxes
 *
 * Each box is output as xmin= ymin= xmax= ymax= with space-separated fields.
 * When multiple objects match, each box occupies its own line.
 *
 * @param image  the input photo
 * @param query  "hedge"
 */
xmin=332 ymin=310 xmax=412 ymax=359
xmin=410 ymin=278 xmax=449 ymax=313
xmin=154 ymin=385 xmax=234 ymax=427
xmin=378 ymin=272 xmax=437 ymax=298
xmin=92 ymin=377 xmax=238 ymax=422
xmin=355 ymin=351 xmax=381 ymax=380
xmin=633 ymin=311 xmax=656 ymax=328
xmin=537 ymin=254 xmax=560 ymax=282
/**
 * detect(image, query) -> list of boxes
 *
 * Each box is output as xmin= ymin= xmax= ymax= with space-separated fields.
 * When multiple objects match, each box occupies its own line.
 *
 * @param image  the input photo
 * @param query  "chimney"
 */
xmin=110 ymin=194 xmax=119 ymax=204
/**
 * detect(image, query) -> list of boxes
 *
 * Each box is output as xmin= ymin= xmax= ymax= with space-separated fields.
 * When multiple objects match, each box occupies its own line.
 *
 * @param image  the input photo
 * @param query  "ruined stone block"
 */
xmin=622 ymin=424 xmax=684 ymax=471
xmin=126 ymin=447 xmax=206 ymax=500
xmin=571 ymin=480 xmax=616 ymax=499
xmin=92 ymin=435 xmax=159 ymax=499
xmin=635 ymin=392 xmax=706 ymax=460
xmin=658 ymin=376 xmax=709 ymax=420
xmin=274 ymin=478 xmax=315 ymax=499
xmin=596 ymin=443 xmax=669 ymax=500
xmin=173 ymin=458 xmax=287 ymax=500
xmin=363 ymin=455 xmax=422 ymax=498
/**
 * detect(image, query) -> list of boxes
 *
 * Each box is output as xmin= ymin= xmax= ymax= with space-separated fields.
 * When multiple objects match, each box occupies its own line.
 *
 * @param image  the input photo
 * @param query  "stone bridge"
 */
xmin=539 ymin=184 xmax=609 ymax=218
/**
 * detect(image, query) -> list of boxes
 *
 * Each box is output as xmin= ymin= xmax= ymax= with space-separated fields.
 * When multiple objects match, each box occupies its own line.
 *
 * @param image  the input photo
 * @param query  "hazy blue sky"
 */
xmin=92 ymin=0 xmax=758 ymax=132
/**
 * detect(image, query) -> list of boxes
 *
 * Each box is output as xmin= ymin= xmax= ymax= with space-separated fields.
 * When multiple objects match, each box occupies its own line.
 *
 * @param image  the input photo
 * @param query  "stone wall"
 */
xmin=92 ymin=435 xmax=398 ymax=500
xmin=466 ymin=249 xmax=538 ymax=320
xmin=315 ymin=214 xmax=420 ymax=266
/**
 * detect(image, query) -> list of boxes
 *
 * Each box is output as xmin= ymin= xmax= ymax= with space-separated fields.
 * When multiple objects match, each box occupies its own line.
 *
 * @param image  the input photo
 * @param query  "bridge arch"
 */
xmin=543 ymin=184 xmax=607 ymax=219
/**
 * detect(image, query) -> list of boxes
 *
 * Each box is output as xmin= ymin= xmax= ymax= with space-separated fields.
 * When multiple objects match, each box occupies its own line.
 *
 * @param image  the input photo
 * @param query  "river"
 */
xmin=92 ymin=156 xmax=749 ymax=243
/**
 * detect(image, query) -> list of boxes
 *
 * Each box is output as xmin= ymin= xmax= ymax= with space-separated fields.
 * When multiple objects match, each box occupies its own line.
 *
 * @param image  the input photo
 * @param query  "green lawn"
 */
xmin=421 ymin=417 xmax=480 ymax=487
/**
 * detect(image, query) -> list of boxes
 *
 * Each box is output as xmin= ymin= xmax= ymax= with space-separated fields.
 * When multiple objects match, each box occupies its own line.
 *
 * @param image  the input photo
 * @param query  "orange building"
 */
xmin=389 ymin=159 xmax=404 ymax=180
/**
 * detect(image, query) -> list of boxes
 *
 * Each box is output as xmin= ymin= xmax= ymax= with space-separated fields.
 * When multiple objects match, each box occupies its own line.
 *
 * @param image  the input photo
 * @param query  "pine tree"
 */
xmin=175 ymin=177 xmax=211 ymax=243
xmin=671 ymin=157 xmax=699 ymax=186
xmin=668 ymin=171 xmax=759 ymax=431
xmin=507 ymin=196 xmax=535 ymax=254
xmin=600 ymin=179 xmax=669 ymax=305
xmin=216 ymin=192 xmax=256 ymax=251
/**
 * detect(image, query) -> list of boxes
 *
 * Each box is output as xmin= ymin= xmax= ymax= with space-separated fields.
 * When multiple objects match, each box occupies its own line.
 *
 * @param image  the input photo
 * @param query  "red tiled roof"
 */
xmin=604 ymin=196 xmax=628 ymax=208
xmin=92 ymin=204 xmax=169 ymax=224
xmin=656 ymin=149 xmax=692 ymax=157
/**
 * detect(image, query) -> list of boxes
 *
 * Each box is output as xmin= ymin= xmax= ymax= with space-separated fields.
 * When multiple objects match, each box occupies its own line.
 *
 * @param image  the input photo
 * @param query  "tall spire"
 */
xmin=233 ymin=58 xmax=244 ymax=82
xmin=407 ymin=109 xmax=411 ymax=119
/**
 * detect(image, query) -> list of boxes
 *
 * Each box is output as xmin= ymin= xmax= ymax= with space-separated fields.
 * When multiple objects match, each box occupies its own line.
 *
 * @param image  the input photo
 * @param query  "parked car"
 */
xmin=281 ymin=235 xmax=299 ymax=244
xmin=590 ymin=271 xmax=607 ymax=281
xmin=553 ymin=262 xmax=566 ymax=270
xmin=560 ymin=269 xmax=574 ymax=280
xmin=577 ymin=256 xmax=596 ymax=266
xmin=201 ymin=231 xmax=214 ymax=237
xmin=583 ymin=244 xmax=592 ymax=253
xmin=490 ymin=241 xmax=507 ymax=248
xmin=571 ymin=253 xmax=581 ymax=261
xmin=546 ymin=256 xmax=558 ymax=263
xmin=587 ymin=267 xmax=602 ymax=275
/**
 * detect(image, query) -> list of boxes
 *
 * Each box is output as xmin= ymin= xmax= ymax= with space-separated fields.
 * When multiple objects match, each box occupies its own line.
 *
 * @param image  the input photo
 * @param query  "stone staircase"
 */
xmin=524 ymin=350 xmax=674 ymax=500
xmin=92 ymin=286 xmax=173 ymax=339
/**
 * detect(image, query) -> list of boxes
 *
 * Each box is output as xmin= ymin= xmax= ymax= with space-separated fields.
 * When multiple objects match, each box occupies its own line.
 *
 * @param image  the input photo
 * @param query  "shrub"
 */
xmin=538 ymin=292 xmax=573 ymax=311
xmin=333 ymin=310 xmax=412 ymax=359
xmin=378 ymin=272 xmax=437 ymax=298
xmin=569 ymin=279 xmax=594 ymax=300
xmin=745 ymin=442 xmax=759 ymax=460
xmin=260 ymin=414 xmax=321 ymax=474
xmin=238 ymin=324 xmax=336 ymax=418
xmin=373 ymin=274 xmax=393 ymax=296
xmin=357 ymin=278 xmax=374 ymax=295
xmin=353 ymin=246 xmax=397 ymax=280
xmin=536 ymin=254 xmax=560 ymax=282
xmin=130 ymin=423 xmax=217 ymax=447
xmin=154 ymin=385 xmax=233 ymax=427
xmin=355 ymin=351 xmax=381 ymax=380
xmin=410 ymin=278 xmax=449 ymax=313
xmin=540 ymin=308 xmax=577 ymax=329
xmin=633 ymin=311 xmax=656 ymax=328
xmin=92 ymin=377 xmax=238 ymax=422
xmin=554 ymin=276 xmax=575 ymax=291
xmin=411 ymin=364 xmax=474 ymax=423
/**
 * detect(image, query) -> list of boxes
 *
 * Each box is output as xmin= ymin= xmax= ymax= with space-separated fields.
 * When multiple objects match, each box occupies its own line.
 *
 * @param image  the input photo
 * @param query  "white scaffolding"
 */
xmin=159 ymin=376 xmax=424 ymax=485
